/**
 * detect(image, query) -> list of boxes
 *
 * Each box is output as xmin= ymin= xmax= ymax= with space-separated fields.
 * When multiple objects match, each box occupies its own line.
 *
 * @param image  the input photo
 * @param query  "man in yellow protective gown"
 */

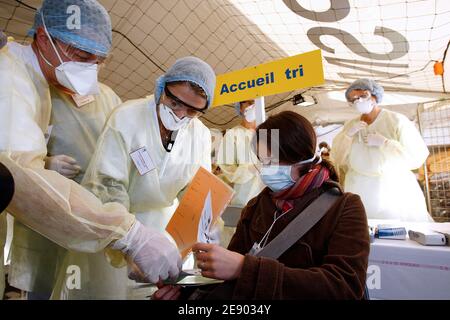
xmin=0 ymin=0 xmax=182 ymax=300
xmin=8 ymin=38 xmax=122 ymax=299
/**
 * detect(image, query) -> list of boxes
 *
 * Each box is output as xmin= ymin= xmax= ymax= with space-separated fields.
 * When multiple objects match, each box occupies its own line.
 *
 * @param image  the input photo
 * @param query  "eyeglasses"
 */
xmin=163 ymin=86 xmax=208 ymax=118
xmin=347 ymin=93 xmax=371 ymax=104
xmin=55 ymin=39 xmax=105 ymax=64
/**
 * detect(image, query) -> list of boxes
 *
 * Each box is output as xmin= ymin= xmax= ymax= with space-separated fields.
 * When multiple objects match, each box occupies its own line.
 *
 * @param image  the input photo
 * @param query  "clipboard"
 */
xmin=163 ymin=269 xmax=223 ymax=286
xmin=135 ymin=269 xmax=223 ymax=290
xmin=165 ymin=167 xmax=234 ymax=258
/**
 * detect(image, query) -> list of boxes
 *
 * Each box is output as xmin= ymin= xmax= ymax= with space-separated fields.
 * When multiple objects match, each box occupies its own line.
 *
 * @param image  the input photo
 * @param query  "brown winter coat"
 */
xmin=225 ymin=181 xmax=370 ymax=300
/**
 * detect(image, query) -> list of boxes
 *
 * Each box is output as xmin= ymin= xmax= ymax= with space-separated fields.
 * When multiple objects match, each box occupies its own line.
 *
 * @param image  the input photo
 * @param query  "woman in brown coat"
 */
xmin=154 ymin=111 xmax=370 ymax=300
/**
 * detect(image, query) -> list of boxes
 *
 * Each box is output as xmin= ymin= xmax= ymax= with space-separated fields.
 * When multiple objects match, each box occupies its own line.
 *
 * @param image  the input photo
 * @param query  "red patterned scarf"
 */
xmin=272 ymin=165 xmax=330 ymax=213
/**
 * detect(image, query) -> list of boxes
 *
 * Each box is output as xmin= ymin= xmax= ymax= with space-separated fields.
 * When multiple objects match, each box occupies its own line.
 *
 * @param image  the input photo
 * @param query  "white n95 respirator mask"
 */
xmin=55 ymin=62 xmax=99 ymax=96
xmin=40 ymin=14 xmax=99 ymax=96
xmin=243 ymin=104 xmax=256 ymax=122
xmin=159 ymin=104 xmax=191 ymax=131
xmin=353 ymin=97 xmax=375 ymax=114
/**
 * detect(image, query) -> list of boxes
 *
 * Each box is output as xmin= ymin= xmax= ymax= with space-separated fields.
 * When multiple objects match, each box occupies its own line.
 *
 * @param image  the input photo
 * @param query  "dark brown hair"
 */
xmin=254 ymin=111 xmax=339 ymax=181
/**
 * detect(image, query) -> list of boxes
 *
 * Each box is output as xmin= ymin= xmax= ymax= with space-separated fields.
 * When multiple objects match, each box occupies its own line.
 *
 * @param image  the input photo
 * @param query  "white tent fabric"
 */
xmin=1 ymin=0 xmax=449 ymax=129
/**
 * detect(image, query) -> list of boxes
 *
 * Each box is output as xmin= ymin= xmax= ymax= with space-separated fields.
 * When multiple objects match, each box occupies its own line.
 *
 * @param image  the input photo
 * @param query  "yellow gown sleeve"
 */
xmin=0 ymin=48 xmax=135 ymax=254
xmin=381 ymin=115 xmax=429 ymax=170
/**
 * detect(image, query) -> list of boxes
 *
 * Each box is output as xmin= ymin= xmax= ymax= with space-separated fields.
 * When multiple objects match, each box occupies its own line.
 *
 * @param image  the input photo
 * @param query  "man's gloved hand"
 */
xmin=346 ymin=121 xmax=368 ymax=138
xmin=112 ymin=220 xmax=182 ymax=284
xmin=365 ymin=133 xmax=387 ymax=147
xmin=45 ymin=155 xmax=81 ymax=179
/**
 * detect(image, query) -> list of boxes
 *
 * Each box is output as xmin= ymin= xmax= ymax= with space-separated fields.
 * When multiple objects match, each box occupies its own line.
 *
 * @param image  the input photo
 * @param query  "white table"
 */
xmin=367 ymin=220 xmax=450 ymax=300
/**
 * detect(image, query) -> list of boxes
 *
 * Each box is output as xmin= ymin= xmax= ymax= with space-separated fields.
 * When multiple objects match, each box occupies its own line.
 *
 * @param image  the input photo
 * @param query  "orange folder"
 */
xmin=166 ymin=167 xmax=234 ymax=258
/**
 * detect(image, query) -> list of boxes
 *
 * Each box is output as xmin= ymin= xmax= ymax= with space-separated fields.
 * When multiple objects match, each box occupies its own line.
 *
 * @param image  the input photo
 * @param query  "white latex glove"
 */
xmin=346 ymin=121 xmax=368 ymax=138
xmin=365 ymin=133 xmax=387 ymax=147
xmin=111 ymin=220 xmax=182 ymax=284
xmin=44 ymin=155 xmax=81 ymax=179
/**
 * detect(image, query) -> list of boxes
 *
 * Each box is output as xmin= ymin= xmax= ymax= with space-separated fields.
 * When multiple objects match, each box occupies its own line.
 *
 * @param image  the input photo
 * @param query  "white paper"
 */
xmin=197 ymin=190 xmax=213 ymax=243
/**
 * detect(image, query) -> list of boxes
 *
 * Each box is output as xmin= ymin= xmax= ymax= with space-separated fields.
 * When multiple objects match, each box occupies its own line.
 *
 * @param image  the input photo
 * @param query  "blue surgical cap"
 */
xmin=155 ymin=57 xmax=216 ymax=109
xmin=29 ymin=0 xmax=112 ymax=57
xmin=345 ymin=79 xmax=384 ymax=103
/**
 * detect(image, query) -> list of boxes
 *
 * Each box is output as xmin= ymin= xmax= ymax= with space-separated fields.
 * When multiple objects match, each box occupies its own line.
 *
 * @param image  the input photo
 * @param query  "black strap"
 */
xmin=255 ymin=188 xmax=340 ymax=259
xmin=0 ymin=162 xmax=15 ymax=213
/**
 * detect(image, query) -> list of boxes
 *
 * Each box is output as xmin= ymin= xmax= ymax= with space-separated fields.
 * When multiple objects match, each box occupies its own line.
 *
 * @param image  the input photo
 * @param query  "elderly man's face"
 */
xmin=35 ymin=27 xmax=104 ymax=67
xmin=33 ymin=26 xmax=104 ymax=92
xmin=53 ymin=39 xmax=105 ymax=64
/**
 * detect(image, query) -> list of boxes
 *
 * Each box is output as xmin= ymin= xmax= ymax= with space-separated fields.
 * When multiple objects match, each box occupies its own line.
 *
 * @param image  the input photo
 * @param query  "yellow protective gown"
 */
xmin=8 ymin=55 xmax=121 ymax=295
xmin=0 ymin=42 xmax=135 ymax=291
xmin=52 ymin=96 xmax=212 ymax=299
xmin=331 ymin=109 xmax=431 ymax=222
xmin=216 ymin=126 xmax=264 ymax=207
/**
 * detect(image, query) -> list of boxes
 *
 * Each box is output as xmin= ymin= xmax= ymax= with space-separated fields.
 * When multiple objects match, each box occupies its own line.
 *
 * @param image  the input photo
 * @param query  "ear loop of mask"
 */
xmin=298 ymin=148 xmax=324 ymax=166
xmin=40 ymin=12 xmax=64 ymax=66
xmin=37 ymin=44 xmax=54 ymax=68
xmin=253 ymin=146 xmax=325 ymax=174
xmin=294 ymin=148 xmax=324 ymax=175
xmin=316 ymin=147 xmax=325 ymax=164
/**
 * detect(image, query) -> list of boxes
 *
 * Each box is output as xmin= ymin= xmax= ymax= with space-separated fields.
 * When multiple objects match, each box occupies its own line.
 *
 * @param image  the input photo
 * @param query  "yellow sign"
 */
xmin=212 ymin=50 xmax=325 ymax=107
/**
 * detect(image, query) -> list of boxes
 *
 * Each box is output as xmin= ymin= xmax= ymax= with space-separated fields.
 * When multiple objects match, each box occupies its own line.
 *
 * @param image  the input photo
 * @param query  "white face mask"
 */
xmin=40 ymin=14 xmax=99 ymax=96
xmin=260 ymin=165 xmax=295 ymax=192
xmin=243 ymin=104 xmax=256 ymax=122
xmin=55 ymin=61 xmax=99 ymax=96
xmin=260 ymin=150 xmax=322 ymax=192
xmin=159 ymin=104 xmax=191 ymax=131
xmin=353 ymin=97 xmax=375 ymax=114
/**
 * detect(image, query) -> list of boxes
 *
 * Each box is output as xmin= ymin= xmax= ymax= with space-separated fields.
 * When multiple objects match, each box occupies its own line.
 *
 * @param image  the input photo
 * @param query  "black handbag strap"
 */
xmin=255 ymin=188 xmax=340 ymax=259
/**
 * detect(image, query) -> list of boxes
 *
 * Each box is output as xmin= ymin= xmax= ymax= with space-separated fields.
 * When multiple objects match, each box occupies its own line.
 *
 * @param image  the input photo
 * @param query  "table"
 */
xmin=367 ymin=220 xmax=450 ymax=300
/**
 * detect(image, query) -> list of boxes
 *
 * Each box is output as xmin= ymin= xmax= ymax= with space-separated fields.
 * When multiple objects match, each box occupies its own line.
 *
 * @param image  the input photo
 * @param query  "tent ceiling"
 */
xmin=1 ymin=0 xmax=449 ymax=129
